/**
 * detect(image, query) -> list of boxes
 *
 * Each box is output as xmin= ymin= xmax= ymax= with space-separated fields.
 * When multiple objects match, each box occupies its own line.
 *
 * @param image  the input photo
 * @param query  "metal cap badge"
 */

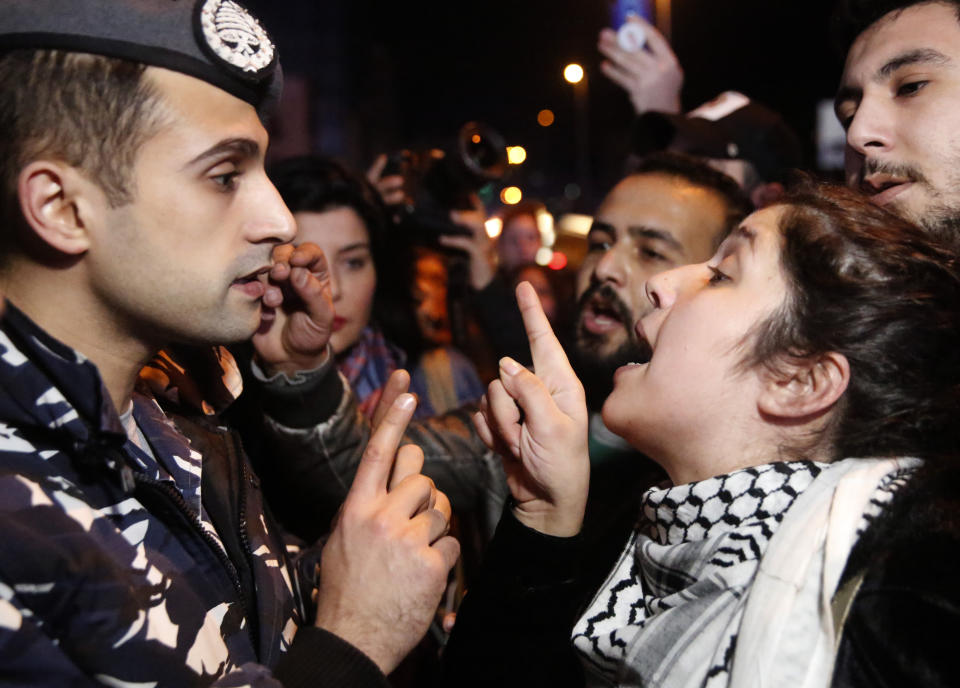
xmin=0 ymin=0 xmax=282 ymax=118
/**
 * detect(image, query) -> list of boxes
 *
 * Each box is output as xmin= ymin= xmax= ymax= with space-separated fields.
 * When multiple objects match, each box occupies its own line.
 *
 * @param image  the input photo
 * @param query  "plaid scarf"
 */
xmin=571 ymin=458 xmax=917 ymax=688
xmin=336 ymin=325 xmax=406 ymax=419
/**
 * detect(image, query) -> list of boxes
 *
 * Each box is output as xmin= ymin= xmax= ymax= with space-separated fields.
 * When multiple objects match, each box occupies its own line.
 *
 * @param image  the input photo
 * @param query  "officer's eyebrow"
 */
xmin=184 ymin=137 xmax=260 ymax=168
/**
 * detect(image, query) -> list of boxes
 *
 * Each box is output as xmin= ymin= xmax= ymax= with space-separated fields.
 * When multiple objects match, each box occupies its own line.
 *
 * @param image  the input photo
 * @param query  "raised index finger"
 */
xmin=516 ymin=281 xmax=572 ymax=376
xmin=349 ymin=393 xmax=417 ymax=500
xmin=372 ymin=369 xmax=411 ymax=431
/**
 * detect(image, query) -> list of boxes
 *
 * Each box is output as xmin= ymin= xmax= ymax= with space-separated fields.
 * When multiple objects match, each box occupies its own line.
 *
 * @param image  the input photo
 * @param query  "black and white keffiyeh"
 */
xmin=572 ymin=458 xmax=917 ymax=688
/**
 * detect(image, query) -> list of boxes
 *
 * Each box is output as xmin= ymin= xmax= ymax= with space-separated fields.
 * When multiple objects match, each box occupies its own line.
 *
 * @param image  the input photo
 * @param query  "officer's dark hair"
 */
xmin=0 ymin=50 xmax=168 ymax=240
xmin=832 ymin=0 xmax=960 ymax=58
xmin=745 ymin=183 xmax=960 ymax=462
xmin=628 ymin=152 xmax=753 ymax=248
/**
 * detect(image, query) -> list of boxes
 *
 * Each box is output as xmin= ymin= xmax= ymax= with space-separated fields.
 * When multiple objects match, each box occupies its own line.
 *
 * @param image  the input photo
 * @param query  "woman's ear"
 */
xmin=757 ymin=351 xmax=850 ymax=420
xmin=17 ymin=161 xmax=101 ymax=256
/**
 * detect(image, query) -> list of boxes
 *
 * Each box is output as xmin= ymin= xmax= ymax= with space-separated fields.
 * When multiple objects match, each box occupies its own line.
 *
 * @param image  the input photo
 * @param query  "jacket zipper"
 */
xmin=131 ymin=472 xmax=255 ymax=648
xmin=233 ymin=439 xmax=261 ymax=654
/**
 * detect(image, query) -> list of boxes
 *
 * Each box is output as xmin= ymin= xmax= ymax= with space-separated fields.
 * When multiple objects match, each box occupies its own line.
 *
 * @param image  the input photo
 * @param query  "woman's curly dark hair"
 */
xmin=745 ymin=183 xmax=960 ymax=462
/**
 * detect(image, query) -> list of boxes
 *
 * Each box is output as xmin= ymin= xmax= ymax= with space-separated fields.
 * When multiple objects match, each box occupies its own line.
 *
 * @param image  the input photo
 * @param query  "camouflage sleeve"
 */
xmin=0 ymin=588 xmax=105 ymax=687
xmin=0 ymin=575 xmax=387 ymax=688
xmin=0 ymin=584 xmax=292 ymax=687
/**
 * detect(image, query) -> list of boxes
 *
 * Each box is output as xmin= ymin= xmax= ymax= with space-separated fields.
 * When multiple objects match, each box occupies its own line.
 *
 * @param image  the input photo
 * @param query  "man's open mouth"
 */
xmin=581 ymin=297 xmax=626 ymax=335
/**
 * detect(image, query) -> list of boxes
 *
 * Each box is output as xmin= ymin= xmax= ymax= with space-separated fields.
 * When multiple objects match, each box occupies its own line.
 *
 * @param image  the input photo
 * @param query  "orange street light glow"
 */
xmin=537 ymin=109 xmax=555 ymax=127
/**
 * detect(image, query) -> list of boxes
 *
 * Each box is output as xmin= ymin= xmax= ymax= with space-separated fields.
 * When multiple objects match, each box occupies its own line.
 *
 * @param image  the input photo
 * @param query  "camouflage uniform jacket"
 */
xmin=0 ymin=304 xmax=387 ymax=688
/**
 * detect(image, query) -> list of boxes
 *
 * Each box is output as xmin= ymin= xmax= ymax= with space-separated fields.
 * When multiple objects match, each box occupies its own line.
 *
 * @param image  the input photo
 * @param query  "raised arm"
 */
xmin=314 ymin=393 xmax=460 ymax=675
xmin=473 ymin=281 xmax=590 ymax=536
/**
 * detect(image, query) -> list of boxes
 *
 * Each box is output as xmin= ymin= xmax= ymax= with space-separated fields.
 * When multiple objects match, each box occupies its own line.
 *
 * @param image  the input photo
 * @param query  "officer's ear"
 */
xmin=17 ymin=161 xmax=105 ymax=256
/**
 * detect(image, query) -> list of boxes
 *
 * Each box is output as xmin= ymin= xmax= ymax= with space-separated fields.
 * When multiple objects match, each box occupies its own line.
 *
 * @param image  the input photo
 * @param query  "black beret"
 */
xmin=0 ymin=0 xmax=282 ymax=117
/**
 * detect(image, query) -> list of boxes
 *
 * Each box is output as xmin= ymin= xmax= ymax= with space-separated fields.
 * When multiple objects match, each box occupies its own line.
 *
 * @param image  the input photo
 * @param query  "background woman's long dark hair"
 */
xmin=268 ymin=155 xmax=427 ymax=366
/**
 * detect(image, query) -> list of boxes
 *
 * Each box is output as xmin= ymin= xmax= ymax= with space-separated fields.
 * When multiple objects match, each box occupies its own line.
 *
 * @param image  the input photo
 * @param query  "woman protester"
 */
xmin=442 ymin=183 xmax=960 ymax=687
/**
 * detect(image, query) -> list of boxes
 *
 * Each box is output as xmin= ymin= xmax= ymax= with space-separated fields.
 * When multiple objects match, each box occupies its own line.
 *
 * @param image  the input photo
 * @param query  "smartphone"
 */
xmin=611 ymin=0 xmax=654 ymax=27
xmin=611 ymin=0 xmax=654 ymax=51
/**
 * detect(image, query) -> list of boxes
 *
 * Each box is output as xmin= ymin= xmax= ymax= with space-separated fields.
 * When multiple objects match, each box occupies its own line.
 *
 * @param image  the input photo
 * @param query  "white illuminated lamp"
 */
xmin=557 ymin=213 xmax=594 ymax=237
xmin=535 ymin=246 xmax=554 ymax=266
xmin=485 ymin=217 xmax=503 ymax=239
xmin=501 ymin=186 xmax=523 ymax=205
xmin=536 ymin=208 xmax=556 ymax=247
xmin=507 ymin=146 xmax=527 ymax=165
xmin=564 ymin=63 xmax=584 ymax=84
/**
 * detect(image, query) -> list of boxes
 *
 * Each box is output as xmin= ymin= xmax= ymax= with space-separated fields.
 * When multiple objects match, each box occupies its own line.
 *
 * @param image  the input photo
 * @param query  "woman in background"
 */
xmin=268 ymin=156 xmax=484 ymax=419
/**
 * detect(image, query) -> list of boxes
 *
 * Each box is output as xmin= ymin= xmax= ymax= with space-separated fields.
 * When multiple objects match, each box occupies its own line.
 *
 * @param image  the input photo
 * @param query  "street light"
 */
xmin=564 ymin=63 xmax=590 ymax=201
xmin=507 ymin=146 xmax=527 ymax=165
xmin=485 ymin=218 xmax=503 ymax=238
xmin=537 ymin=109 xmax=555 ymax=127
xmin=500 ymin=186 xmax=523 ymax=205
xmin=563 ymin=63 xmax=584 ymax=84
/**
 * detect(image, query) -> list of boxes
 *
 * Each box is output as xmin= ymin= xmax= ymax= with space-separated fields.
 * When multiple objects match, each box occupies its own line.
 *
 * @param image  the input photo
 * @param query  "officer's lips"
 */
xmin=231 ymin=266 xmax=271 ymax=299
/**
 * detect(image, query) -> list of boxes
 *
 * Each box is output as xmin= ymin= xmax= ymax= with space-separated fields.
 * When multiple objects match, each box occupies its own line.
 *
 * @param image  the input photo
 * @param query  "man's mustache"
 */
xmin=577 ymin=282 xmax=635 ymax=337
xmin=861 ymin=158 xmax=928 ymax=186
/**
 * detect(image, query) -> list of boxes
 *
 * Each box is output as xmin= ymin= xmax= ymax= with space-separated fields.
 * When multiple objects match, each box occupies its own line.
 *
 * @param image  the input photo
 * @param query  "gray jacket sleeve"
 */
xmin=253 ymin=359 xmax=508 ymax=543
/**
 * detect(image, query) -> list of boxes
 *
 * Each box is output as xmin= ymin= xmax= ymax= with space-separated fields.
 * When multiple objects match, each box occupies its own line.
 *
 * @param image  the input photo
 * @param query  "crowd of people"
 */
xmin=0 ymin=0 xmax=958 ymax=687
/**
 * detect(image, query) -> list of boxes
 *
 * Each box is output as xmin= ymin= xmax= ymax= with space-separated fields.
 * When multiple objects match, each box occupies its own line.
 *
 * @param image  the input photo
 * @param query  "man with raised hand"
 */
xmin=598 ymin=15 xmax=802 ymax=209
xmin=0 ymin=1 xmax=456 ymax=685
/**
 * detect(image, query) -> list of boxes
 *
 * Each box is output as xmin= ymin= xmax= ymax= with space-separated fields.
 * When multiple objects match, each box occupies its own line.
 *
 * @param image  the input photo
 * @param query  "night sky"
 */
xmin=248 ymin=0 xmax=843 ymax=210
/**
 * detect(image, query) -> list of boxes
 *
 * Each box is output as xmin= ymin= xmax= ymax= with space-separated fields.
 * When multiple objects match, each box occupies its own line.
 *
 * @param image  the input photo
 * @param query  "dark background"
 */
xmin=247 ymin=0 xmax=844 ymax=211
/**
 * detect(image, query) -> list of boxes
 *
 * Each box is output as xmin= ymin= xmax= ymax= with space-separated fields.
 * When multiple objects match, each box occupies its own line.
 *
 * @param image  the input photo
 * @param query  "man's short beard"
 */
xmin=918 ymin=205 xmax=960 ymax=252
xmin=863 ymin=157 xmax=960 ymax=251
xmin=572 ymin=282 xmax=650 ymax=412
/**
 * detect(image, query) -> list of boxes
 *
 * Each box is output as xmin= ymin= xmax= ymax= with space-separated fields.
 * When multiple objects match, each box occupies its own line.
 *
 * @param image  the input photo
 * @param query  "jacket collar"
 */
xmin=0 ymin=300 xmax=126 ymax=449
